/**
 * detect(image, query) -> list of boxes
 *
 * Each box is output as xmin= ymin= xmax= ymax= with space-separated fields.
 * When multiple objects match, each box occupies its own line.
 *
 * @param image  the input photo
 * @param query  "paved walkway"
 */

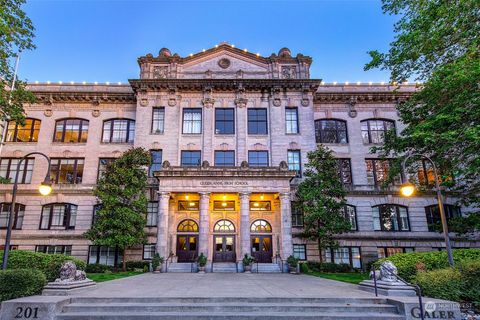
xmin=78 ymin=273 xmax=375 ymax=298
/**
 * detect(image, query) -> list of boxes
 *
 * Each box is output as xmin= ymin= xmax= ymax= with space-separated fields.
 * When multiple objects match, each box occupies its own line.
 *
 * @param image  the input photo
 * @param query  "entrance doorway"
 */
xmin=177 ymin=235 xmax=198 ymax=262
xmin=251 ymin=235 xmax=272 ymax=263
xmin=213 ymin=235 xmax=236 ymax=262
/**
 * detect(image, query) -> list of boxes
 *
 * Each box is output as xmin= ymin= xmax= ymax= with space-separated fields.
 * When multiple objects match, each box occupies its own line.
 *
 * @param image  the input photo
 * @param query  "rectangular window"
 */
xmin=337 ymin=159 xmax=352 ymax=186
xmin=215 ymin=108 xmax=235 ymax=134
xmin=36 ymin=245 xmax=72 ymax=255
xmin=152 ymin=107 xmax=165 ymax=134
xmin=149 ymin=150 xmax=162 ymax=177
xmin=248 ymin=151 xmax=268 ymax=167
xmin=146 ymin=202 xmax=158 ymax=227
xmin=6 ymin=118 xmax=41 ymax=142
xmin=50 ymin=158 xmax=84 ymax=184
xmin=88 ymin=246 xmax=123 ymax=266
xmin=0 ymin=203 xmax=25 ymax=230
xmin=365 ymin=159 xmax=400 ymax=186
xmin=181 ymin=151 xmax=201 ymax=167
xmin=315 ymin=119 xmax=348 ymax=144
xmin=361 ymin=119 xmax=396 ymax=144
xmin=214 ymin=151 xmax=235 ymax=167
xmin=54 ymin=119 xmax=89 ymax=143
xmin=40 ymin=203 xmax=77 ymax=230
xmin=343 ymin=205 xmax=357 ymax=231
xmin=372 ymin=205 xmax=410 ymax=231
xmin=287 ymin=150 xmax=301 ymax=177
xmin=293 ymin=244 xmax=306 ymax=260
xmin=291 ymin=203 xmax=304 ymax=227
xmin=250 ymin=201 xmax=271 ymax=211
xmin=285 ymin=107 xmax=299 ymax=134
xmin=0 ymin=158 xmax=34 ymax=184
xmin=182 ymin=108 xmax=202 ymax=134
xmin=377 ymin=247 xmax=414 ymax=259
xmin=97 ymin=158 xmax=115 ymax=181
xmin=213 ymin=201 xmax=235 ymax=211
xmin=325 ymin=247 xmax=362 ymax=269
xmin=143 ymin=244 xmax=156 ymax=260
xmin=102 ymin=119 xmax=135 ymax=143
xmin=425 ymin=205 xmax=461 ymax=232
xmin=178 ymin=201 xmax=199 ymax=211
xmin=248 ymin=108 xmax=268 ymax=134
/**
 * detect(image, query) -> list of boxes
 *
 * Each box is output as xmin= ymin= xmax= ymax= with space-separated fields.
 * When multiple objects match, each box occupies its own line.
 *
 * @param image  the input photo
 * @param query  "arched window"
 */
xmin=213 ymin=219 xmax=235 ymax=232
xmin=54 ymin=118 xmax=89 ymax=143
xmin=0 ymin=203 xmax=25 ymax=230
xmin=314 ymin=119 xmax=348 ymax=144
xmin=425 ymin=204 xmax=461 ymax=232
xmin=177 ymin=219 xmax=198 ymax=232
xmin=40 ymin=203 xmax=77 ymax=230
xmin=342 ymin=205 xmax=357 ymax=231
xmin=372 ymin=204 xmax=409 ymax=231
xmin=102 ymin=119 xmax=135 ymax=143
xmin=5 ymin=118 xmax=41 ymax=142
xmin=361 ymin=119 xmax=396 ymax=144
xmin=250 ymin=219 xmax=272 ymax=233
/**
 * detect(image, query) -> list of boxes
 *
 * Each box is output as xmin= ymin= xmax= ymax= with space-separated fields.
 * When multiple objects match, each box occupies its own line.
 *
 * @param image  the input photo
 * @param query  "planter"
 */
xmin=244 ymin=264 xmax=252 ymax=273
xmin=289 ymin=265 xmax=298 ymax=274
xmin=153 ymin=266 xmax=161 ymax=273
xmin=198 ymin=265 xmax=206 ymax=273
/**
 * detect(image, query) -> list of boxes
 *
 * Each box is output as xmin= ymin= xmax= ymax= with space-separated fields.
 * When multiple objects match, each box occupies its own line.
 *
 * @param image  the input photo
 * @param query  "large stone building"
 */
xmin=0 ymin=44 xmax=478 ymax=271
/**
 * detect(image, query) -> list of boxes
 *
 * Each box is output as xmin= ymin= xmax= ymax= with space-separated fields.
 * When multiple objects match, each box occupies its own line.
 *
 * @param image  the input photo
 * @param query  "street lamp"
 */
xmin=2 ymin=152 xmax=52 ymax=270
xmin=399 ymin=153 xmax=454 ymax=266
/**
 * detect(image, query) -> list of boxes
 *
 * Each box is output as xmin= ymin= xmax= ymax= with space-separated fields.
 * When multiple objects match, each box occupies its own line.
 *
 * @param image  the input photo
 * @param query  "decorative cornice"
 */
xmin=314 ymin=91 xmax=413 ymax=104
xmin=129 ymin=79 xmax=321 ymax=93
xmin=33 ymin=91 xmax=136 ymax=105
xmin=155 ymin=165 xmax=296 ymax=179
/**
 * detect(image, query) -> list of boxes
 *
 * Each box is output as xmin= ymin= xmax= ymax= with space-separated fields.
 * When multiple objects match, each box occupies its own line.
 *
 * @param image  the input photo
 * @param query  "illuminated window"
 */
xmin=5 ymin=118 xmax=41 ymax=142
xmin=54 ymin=118 xmax=89 ymax=143
xmin=250 ymin=219 xmax=272 ymax=233
xmin=365 ymin=159 xmax=401 ymax=186
xmin=177 ymin=219 xmax=199 ymax=232
xmin=213 ymin=200 xmax=235 ymax=211
xmin=287 ymin=150 xmax=301 ymax=177
xmin=50 ymin=158 xmax=84 ymax=184
xmin=178 ymin=200 xmax=199 ymax=211
xmin=249 ymin=201 xmax=271 ymax=211
xmin=337 ymin=159 xmax=352 ymax=186
xmin=361 ymin=119 xmax=395 ymax=144
xmin=213 ymin=219 xmax=235 ymax=232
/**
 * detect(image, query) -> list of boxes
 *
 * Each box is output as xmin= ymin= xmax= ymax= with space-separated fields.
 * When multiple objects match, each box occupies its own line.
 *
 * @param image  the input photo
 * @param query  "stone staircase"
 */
xmin=56 ymin=297 xmax=405 ymax=319
xmin=252 ymin=263 xmax=282 ymax=273
xmin=166 ymin=262 xmax=196 ymax=273
xmin=212 ymin=262 xmax=238 ymax=273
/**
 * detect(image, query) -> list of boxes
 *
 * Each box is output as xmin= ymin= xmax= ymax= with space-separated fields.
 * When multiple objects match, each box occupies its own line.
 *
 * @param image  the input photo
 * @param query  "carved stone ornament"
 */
xmin=201 ymin=160 xmax=210 ymax=169
xmin=162 ymin=160 xmax=171 ymax=169
xmin=281 ymin=66 xmax=297 ymax=79
xmin=218 ymin=58 xmax=231 ymax=69
xmin=168 ymin=98 xmax=177 ymax=107
xmin=92 ymin=109 xmax=100 ymax=117
xmin=202 ymin=98 xmax=215 ymax=108
xmin=234 ymin=98 xmax=248 ymax=108
xmin=240 ymin=160 xmax=249 ymax=168
xmin=301 ymin=98 xmax=309 ymax=107
xmin=167 ymin=87 xmax=178 ymax=107
xmin=153 ymin=66 xmax=168 ymax=79
xmin=273 ymin=98 xmax=282 ymax=107
xmin=279 ymin=161 xmax=289 ymax=170
xmin=348 ymin=109 xmax=358 ymax=118
xmin=44 ymin=109 xmax=53 ymax=117
xmin=347 ymin=96 xmax=358 ymax=118
xmin=140 ymin=98 xmax=149 ymax=107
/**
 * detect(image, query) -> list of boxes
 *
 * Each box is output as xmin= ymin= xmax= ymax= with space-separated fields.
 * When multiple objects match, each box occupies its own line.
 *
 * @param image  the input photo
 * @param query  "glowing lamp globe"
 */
xmin=39 ymin=182 xmax=52 ymax=196
xmin=400 ymin=182 xmax=415 ymax=197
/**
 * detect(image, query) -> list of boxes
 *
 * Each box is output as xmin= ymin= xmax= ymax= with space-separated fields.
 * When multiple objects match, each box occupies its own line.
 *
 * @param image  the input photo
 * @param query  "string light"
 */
xmin=368 ymin=81 xmax=373 ymax=85
xmin=345 ymin=81 xmax=349 ymax=85
xmin=356 ymin=81 xmax=361 ymax=85
xmin=333 ymin=81 xmax=337 ymax=85
xmin=117 ymin=82 xmax=122 ymax=85
xmin=47 ymin=81 xmax=51 ymax=84
xmin=70 ymin=81 xmax=74 ymax=85
xmin=82 ymin=81 xmax=86 ymax=85
xmin=34 ymin=81 xmax=39 ymax=84
xmin=94 ymin=82 xmax=98 ymax=85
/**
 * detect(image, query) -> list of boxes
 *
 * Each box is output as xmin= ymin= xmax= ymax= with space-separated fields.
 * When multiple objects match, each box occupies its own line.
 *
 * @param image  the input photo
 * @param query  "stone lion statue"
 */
xmin=380 ymin=261 xmax=398 ymax=282
xmin=56 ymin=261 xmax=87 ymax=282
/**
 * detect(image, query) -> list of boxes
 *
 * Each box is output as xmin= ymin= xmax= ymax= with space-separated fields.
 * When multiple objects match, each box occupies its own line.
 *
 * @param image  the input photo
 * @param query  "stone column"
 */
xmin=280 ymin=192 xmax=293 ymax=258
xmin=156 ymin=192 xmax=170 ymax=267
xmin=199 ymin=192 xmax=210 ymax=259
xmin=239 ymin=192 xmax=251 ymax=258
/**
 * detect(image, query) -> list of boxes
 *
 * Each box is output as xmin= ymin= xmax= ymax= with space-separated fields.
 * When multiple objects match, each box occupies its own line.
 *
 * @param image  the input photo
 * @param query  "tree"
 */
xmin=84 ymin=148 xmax=151 ymax=271
xmin=1 ymin=0 xmax=36 ymax=124
xmin=365 ymin=0 xmax=480 ymax=207
xmin=296 ymin=145 xmax=351 ymax=263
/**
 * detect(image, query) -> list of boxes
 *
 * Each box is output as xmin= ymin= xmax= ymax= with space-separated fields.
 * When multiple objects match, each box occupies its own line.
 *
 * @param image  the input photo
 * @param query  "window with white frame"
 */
xmin=182 ymin=108 xmax=202 ymax=134
xmin=285 ymin=107 xmax=299 ymax=134
xmin=102 ymin=119 xmax=135 ymax=143
xmin=152 ymin=107 xmax=165 ymax=134
xmin=287 ymin=150 xmax=301 ymax=177
xmin=293 ymin=244 xmax=306 ymax=260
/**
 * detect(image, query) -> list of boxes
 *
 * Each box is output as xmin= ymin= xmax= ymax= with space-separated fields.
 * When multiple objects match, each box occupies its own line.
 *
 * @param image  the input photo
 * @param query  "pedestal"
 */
xmin=42 ymin=279 xmax=96 ymax=296
xmin=358 ymin=279 xmax=417 ymax=296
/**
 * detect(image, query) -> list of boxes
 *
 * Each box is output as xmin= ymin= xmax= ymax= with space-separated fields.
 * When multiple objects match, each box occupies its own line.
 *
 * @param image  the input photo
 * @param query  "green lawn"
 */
xmin=305 ymin=271 xmax=369 ymax=284
xmin=87 ymin=271 xmax=144 ymax=282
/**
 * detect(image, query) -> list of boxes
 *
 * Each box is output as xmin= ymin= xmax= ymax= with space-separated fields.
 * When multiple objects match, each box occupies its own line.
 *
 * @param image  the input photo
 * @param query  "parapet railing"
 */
xmin=371 ymin=265 xmax=425 ymax=320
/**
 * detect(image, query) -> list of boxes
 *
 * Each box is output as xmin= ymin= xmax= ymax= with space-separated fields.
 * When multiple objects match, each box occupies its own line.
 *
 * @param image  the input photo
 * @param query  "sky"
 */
xmin=20 ymin=0 xmax=398 ymax=84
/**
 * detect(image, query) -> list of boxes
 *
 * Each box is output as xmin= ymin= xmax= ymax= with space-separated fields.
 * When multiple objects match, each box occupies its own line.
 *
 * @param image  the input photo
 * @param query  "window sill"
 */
xmin=52 ymin=142 xmax=87 ymax=145
xmin=285 ymin=133 xmax=301 ymax=136
xmin=214 ymin=134 xmax=236 ymax=136
xmin=247 ymin=134 xmax=268 ymax=137
xmin=3 ymin=142 xmax=38 ymax=145
xmin=181 ymin=133 xmax=202 ymax=136
xmin=100 ymin=142 xmax=134 ymax=145
xmin=317 ymin=142 xmax=349 ymax=146
xmin=150 ymin=132 xmax=164 ymax=135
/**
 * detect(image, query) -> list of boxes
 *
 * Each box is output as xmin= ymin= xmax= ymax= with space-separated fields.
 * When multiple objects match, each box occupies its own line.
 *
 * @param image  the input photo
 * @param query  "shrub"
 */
xmin=0 ymin=269 xmax=47 ymax=302
xmin=300 ymin=262 xmax=310 ymax=274
xmin=85 ymin=264 xmax=111 ymax=273
xmin=287 ymin=255 xmax=299 ymax=267
xmin=458 ymin=260 xmax=480 ymax=305
xmin=374 ymin=249 xmax=480 ymax=282
xmin=306 ymin=262 xmax=353 ymax=273
xmin=125 ymin=261 xmax=149 ymax=271
xmin=0 ymin=250 xmax=86 ymax=282
xmin=414 ymin=268 xmax=463 ymax=302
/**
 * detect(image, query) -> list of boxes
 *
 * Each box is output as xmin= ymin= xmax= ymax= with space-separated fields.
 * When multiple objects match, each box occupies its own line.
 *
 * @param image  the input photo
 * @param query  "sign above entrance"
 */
xmin=199 ymin=181 xmax=248 ymax=186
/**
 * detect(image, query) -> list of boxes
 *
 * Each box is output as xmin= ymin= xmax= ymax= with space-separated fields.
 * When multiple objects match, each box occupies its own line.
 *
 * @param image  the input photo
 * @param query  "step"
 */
xmin=252 ymin=263 xmax=281 ymax=273
xmin=166 ymin=263 xmax=196 ymax=273
xmin=212 ymin=263 xmax=237 ymax=273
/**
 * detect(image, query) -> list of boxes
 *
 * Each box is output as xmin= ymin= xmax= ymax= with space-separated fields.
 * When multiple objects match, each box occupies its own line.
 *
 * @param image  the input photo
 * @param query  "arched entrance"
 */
xmin=176 ymin=219 xmax=198 ymax=263
xmin=250 ymin=219 xmax=273 ymax=263
xmin=213 ymin=219 xmax=236 ymax=262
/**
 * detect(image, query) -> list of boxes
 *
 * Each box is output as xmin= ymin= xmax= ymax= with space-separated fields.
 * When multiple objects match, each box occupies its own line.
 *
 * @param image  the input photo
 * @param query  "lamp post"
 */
xmin=2 ymin=152 xmax=52 ymax=270
xmin=399 ymin=153 xmax=454 ymax=267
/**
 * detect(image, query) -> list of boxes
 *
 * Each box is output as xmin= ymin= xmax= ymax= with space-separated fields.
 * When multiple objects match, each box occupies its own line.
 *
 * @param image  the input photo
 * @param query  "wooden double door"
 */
xmin=213 ymin=235 xmax=236 ymax=262
xmin=176 ymin=235 xmax=198 ymax=263
xmin=251 ymin=235 xmax=273 ymax=263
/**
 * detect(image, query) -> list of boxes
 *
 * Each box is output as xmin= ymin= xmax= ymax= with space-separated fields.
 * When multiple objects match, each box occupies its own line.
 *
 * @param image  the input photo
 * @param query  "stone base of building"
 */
xmin=42 ymin=279 xmax=97 ymax=296
xmin=358 ymin=279 xmax=417 ymax=296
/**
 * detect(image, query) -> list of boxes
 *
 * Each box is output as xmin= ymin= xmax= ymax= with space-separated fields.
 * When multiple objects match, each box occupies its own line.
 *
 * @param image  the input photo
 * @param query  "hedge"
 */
xmin=0 ymin=269 xmax=47 ymax=302
xmin=85 ymin=263 xmax=111 ymax=273
xmin=414 ymin=260 xmax=480 ymax=304
xmin=374 ymin=248 xmax=480 ymax=282
xmin=0 ymin=250 xmax=86 ymax=282
xmin=304 ymin=262 xmax=353 ymax=273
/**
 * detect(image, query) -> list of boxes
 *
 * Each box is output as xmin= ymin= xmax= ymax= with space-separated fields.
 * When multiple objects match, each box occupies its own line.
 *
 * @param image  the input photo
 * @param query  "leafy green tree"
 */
xmin=365 ymin=0 xmax=480 ymax=208
xmin=1 ymin=0 xmax=36 ymax=124
xmin=84 ymin=148 xmax=151 ymax=271
xmin=296 ymin=145 xmax=351 ymax=263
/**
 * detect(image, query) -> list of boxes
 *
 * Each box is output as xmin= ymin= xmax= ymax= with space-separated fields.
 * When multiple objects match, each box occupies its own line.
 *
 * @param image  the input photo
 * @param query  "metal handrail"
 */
xmin=165 ymin=252 xmax=174 ymax=273
xmin=371 ymin=265 xmax=425 ymax=320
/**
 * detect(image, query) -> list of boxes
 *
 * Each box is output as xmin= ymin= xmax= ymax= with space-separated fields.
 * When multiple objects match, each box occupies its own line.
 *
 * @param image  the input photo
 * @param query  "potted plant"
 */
xmin=287 ymin=255 xmax=299 ymax=274
xmin=242 ymin=254 xmax=255 ymax=273
xmin=152 ymin=253 xmax=164 ymax=273
xmin=197 ymin=253 xmax=207 ymax=273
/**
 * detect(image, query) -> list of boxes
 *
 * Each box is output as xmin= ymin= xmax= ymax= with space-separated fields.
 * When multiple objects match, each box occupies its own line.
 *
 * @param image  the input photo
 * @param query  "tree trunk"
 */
xmin=318 ymin=239 xmax=323 ymax=263
xmin=122 ymin=248 xmax=127 ymax=272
